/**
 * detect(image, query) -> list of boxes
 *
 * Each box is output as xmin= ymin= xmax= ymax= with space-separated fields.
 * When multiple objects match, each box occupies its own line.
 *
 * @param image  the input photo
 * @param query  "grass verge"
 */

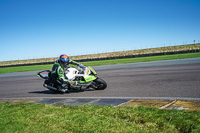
xmin=0 ymin=52 xmax=200 ymax=74
xmin=0 ymin=103 xmax=199 ymax=133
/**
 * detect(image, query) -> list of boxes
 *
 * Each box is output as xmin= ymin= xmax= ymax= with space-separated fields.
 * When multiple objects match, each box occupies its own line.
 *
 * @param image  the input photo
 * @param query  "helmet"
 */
xmin=59 ymin=54 xmax=69 ymax=67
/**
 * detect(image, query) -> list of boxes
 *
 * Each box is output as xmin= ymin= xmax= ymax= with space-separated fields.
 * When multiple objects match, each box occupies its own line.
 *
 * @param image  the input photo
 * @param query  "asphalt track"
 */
xmin=0 ymin=58 xmax=200 ymax=101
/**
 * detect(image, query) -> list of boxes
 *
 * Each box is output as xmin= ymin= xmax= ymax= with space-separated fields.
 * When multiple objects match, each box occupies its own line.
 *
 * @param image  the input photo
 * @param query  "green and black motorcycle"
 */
xmin=37 ymin=66 xmax=107 ymax=93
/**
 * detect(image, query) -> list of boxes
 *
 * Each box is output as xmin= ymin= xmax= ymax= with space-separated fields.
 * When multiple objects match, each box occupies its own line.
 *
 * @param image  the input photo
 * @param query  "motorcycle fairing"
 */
xmin=71 ymin=82 xmax=92 ymax=90
xmin=66 ymin=66 xmax=97 ymax=83
xmin=37 ymin=70 xmax=51 ymax=79
xmin=84 ymin=76 xmax=97 ymax=82
xmin=65 ymin=67 xmax=78 ymax=80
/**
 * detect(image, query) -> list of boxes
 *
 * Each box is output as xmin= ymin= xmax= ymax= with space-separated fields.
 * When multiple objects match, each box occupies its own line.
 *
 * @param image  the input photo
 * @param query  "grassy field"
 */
xmin=0 ymin=103 xmax=199 ymax=133
xmin=0 ymin=43 xmax=200 ymax=67
xmin=0 ymin=52 xmax=200 ymax=74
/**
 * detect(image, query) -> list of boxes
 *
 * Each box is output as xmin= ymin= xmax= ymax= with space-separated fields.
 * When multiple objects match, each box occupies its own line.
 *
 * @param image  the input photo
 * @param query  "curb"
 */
xmin=160 ymin=100 xmax=177 ymax=109
xmin=0 ymin=98 xmax=200 ymax=111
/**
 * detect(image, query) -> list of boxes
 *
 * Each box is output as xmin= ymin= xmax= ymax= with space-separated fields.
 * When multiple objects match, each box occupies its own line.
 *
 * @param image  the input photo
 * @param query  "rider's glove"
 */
xmin=78 ymin=64 xmax=85 ymax=68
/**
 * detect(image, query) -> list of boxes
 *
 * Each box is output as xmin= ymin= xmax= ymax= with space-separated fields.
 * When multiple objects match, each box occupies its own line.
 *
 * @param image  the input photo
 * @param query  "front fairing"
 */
xmin=84 ymin=76 xmax=97 ymax=82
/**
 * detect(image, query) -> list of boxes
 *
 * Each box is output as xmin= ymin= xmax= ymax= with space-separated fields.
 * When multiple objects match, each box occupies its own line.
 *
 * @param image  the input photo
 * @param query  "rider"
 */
xmin=50 ymin=54 xmax=83 ymax=92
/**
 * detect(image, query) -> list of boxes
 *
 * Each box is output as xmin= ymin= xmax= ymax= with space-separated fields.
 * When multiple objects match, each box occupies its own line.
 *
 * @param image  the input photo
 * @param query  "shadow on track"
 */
xmin=29 ymin=89 xmax=95 ymax=95
xmin=29 ymin=90 xmax=62 ymax=94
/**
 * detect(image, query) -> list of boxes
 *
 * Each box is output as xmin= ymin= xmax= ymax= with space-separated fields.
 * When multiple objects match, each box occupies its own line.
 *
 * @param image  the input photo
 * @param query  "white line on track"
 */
xmin=1 ymin=97 xmax=200 ymax=101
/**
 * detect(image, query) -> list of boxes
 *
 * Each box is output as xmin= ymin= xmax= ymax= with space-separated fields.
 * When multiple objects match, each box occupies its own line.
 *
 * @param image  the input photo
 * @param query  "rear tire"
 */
xmin=93 ymin=78 xmax=107 ymax=90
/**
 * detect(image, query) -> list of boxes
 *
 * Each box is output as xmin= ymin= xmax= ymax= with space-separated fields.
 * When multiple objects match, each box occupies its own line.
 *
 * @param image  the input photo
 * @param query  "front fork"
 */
xmin=90 ymin=78 xmax=99 ymax=89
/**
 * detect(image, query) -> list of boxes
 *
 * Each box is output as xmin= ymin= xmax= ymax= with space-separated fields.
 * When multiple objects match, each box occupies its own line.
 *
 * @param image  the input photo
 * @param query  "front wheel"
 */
xmin=91 ymin=78 xmax=107 ymax=90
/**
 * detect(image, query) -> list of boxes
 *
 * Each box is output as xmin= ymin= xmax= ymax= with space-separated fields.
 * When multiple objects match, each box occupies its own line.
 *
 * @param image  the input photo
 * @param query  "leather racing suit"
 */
xmin=50 ymin=59 xmax=80 ymax=88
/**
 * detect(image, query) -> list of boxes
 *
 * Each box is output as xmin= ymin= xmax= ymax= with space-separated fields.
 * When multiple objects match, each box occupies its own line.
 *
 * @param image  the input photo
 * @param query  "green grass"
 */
xmin=83 ymin=52 xmax=200 ymax=66
xmin=0 ymin=52 xmax=200 ymax=74
xmin=0 ymin=64 xmax=53 ymax=74
xmin=1 ymin=43 xmax=200 ymax=67
xmin=0 ymin=103 xmax=199 ymax=133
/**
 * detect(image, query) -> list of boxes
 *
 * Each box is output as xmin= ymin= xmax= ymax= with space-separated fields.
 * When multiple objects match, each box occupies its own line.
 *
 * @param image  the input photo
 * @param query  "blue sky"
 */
xmin=0 ymin=0 xmax=200 ymax=61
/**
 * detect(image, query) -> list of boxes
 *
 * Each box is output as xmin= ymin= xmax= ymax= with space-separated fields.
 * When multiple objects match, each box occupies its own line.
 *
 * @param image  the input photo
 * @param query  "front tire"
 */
xmin=92 ymin=78 xmax=107 ymax=90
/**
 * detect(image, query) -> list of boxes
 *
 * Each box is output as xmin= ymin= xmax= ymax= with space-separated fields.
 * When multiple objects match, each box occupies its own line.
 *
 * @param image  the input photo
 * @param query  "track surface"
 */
xmin=0 ymin=58 xmax=200 ymax=99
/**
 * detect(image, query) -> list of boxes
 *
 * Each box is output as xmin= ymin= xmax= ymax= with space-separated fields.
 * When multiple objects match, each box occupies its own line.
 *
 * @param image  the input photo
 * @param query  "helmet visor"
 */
xmin=64 ymin=62 xmax=69 ymax=67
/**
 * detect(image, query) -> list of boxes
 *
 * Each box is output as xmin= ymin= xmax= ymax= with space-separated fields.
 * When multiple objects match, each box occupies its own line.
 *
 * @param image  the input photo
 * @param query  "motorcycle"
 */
xmin=37 ymin=66 xmax=107 ymax=93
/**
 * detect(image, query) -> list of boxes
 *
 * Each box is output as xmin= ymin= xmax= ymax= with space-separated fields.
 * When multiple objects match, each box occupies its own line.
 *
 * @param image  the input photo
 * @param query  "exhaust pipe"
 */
xmin=43 ymin=84 xmax=58 ymax=91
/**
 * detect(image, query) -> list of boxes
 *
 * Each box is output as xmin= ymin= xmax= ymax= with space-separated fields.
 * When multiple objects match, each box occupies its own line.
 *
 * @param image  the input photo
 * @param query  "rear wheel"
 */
xmin=92 ymin=78 xmax=107 ymax=90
